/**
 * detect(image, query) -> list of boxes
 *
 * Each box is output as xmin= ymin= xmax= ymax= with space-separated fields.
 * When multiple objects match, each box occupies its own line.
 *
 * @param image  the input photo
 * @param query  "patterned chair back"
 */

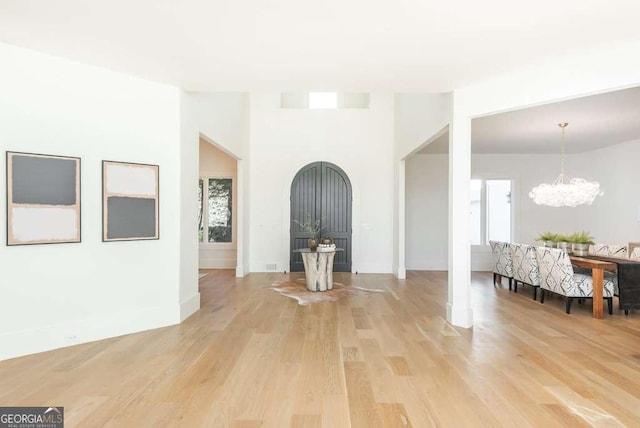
xmin=630 ymin=247 xmax=640 ymax=261
xmin=589 ymin=243 xmax=628 ymax=259
xmin=490 ymin=240 xmax=513 ymax=278
xmin=511 ymin=243 xmax=540 ymax=286
xmin=536 ymin=246 xmax=577 ymax=297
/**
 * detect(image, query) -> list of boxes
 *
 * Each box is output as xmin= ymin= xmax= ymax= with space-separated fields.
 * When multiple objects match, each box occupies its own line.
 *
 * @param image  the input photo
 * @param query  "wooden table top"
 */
xmin=569 ymin=255 xmax=617 ymax=270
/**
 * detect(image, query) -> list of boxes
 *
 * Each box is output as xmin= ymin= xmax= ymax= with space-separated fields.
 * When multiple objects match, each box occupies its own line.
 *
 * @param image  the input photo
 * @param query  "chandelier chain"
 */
xmin=559 ymin=122 xmax=567 ymax=182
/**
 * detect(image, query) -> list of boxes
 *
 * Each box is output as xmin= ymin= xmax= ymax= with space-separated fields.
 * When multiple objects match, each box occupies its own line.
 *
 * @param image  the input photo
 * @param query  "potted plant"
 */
xmin=568 ymin=231 xmax=595 ymax=256
xmin=293 ymin=213 xmax=322 ymax=251
xmin=555 ymin=233 xmax=572 ymax=254
xmin=536 ymin=232 xmax=558 ymax=248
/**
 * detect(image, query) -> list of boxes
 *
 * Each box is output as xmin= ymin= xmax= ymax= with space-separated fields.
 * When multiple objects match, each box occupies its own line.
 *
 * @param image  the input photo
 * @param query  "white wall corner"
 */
xmin=180 ymin=293 xmax=201 ymax=322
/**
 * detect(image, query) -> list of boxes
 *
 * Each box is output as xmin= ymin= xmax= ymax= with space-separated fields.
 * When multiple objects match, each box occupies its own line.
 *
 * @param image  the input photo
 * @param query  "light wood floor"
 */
xmin=2 ymin=271 xmax=640 ymax=427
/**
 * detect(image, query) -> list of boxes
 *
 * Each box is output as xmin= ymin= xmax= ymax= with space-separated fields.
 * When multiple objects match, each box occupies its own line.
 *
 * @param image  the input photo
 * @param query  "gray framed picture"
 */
xmin=6 ymin=151 xmax=81 ymax=246
xmin=102 ymin=160 xmax=159 ymax=242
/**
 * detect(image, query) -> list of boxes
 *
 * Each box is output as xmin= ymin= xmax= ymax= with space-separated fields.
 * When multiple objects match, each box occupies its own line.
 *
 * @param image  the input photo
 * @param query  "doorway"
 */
xmin=290 ymin=161 xmax=352 ymax=272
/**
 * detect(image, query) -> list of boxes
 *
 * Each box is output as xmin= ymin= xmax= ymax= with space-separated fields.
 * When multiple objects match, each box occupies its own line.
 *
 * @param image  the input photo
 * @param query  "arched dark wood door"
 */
xmin=290 ymin=162 xmax=352 ymax=272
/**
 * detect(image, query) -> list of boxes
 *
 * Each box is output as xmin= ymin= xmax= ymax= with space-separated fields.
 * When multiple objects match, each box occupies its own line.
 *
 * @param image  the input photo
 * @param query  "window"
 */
xmin=470 ymin=179 xmax=512 ymax=245
xmin=280 ymin=92 xmax=370 ymax=109
xmin=308 ymin=92 xmax=338 ymax=109
xmin=199 ymin=178 xmax=232 ymax=243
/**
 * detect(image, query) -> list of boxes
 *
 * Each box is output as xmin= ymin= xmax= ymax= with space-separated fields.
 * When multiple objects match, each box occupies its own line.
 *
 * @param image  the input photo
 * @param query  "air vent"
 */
xmin=266 ymin=263 xmax=277 ymax=271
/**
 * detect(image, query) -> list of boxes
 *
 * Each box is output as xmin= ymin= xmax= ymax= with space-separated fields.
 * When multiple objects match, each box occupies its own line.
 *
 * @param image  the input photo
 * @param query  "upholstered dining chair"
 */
xmin=589 ymin=243 xmax=628 ymax=259
xmin=490 ymin=240 xmax=513 ymax=290
xmin=588 ymin=242 xmax=624 ymax=296
xmin=536 ymin=246 xmax=614 ymax=314
xmin=511 ymin=243 xmax=540 ymax=299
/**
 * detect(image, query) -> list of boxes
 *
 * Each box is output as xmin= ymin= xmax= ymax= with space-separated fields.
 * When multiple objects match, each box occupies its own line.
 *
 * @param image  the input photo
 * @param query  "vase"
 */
xmin=544 ymin=240 xmax=555 ymax=248
xmin=572 ymin=243 xmax=589 ymax=256
xmin=557 ymin=241 xmax=572 ymax=254
xmin=308 ymin=238 xmax=318 ymax=251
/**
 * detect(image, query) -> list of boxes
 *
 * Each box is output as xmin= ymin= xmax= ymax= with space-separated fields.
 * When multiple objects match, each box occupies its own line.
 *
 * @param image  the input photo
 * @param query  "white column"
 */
xmin=235 ymin=158 xmax=245 ymax=277
xmin=447 ymin=96 xmax=473 ymax=328
xmin=396 ymin=160 xmax=407 ymax=279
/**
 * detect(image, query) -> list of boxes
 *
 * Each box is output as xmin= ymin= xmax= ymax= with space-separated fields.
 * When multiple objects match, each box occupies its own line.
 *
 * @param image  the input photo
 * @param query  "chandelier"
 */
xmin=529 ymin=122 xmax=603 ymax=207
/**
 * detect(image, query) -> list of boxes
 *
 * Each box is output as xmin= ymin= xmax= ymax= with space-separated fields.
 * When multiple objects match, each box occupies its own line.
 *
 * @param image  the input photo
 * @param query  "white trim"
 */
xmin=199 ymin=242 xmax=237 ymax=249
xmin=395 ymin=159 xmax=406 ymax=279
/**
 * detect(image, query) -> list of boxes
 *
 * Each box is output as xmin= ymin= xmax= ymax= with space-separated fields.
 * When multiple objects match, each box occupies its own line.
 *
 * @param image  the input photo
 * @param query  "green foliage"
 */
xmin=209 ymin=225 xmax=232 ymax=242
xmin=536 ymin=232 xmax=559 ymax=242
xmin=536 ymin=231 xmax=595 ymax=244
xmin=567 ymin=231 xmax=595 ymax=244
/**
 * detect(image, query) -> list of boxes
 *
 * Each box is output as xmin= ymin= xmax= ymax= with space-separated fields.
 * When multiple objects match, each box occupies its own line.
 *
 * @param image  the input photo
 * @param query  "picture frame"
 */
xmin=6 ymin=151 xmax=81 ymax=246
xmin=102 ymin=160 xmax=159 ymax=242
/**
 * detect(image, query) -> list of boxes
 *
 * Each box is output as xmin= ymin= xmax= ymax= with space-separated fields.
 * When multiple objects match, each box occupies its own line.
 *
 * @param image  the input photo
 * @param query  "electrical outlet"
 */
xmin=266 ymin=263 xmax=277 ymax=271
xmin=65 ymin=334 xmax=79 ymax=343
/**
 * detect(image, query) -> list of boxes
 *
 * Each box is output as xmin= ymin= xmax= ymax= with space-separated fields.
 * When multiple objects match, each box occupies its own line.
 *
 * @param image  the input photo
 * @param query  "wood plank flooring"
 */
xmin=2 ymin=270 xmax=640 ymax=427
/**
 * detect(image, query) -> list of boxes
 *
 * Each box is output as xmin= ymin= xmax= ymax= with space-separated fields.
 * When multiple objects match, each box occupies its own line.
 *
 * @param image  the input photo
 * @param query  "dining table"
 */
xmin=569 ymin=256 xmax=617 ymax=319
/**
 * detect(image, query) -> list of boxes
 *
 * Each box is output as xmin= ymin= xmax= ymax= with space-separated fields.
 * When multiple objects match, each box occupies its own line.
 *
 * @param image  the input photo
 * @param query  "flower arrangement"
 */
xmin=293 ymin=213 xmax=322 ymax=238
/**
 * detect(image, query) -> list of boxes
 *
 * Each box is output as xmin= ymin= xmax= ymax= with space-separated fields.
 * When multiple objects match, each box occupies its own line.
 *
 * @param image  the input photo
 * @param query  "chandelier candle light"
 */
xmin=529 ymin=122 xmax=603 ymax=207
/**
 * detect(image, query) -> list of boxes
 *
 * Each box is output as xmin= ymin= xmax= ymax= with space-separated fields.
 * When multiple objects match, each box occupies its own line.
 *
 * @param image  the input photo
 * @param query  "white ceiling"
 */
xmin=1 ymin=1 xmax=640 ymax=91
xmin=419 ymin=85 xmax=640 ymax=154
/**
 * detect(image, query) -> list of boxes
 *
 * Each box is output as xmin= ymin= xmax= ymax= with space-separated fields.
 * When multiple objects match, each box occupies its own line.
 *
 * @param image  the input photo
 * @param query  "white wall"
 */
xmin=0 ymin=43 xmax=185 ymax=360
xmin=406 ymin=154 xmax=449 ymax=270
xmin=406 ymin=152 xmax=597 ymax=271
xmin=580 ymin=138 xmax=640 ymax=243
xmin=248 ymin=93 xmax=395 ymax=273
xmin=199 ymin=139 xmax=238 ymax=269
xmin=394 ymin=93 xmax=450 ymax=160
xmin=184 ymin=92 xmax=248 ymax=159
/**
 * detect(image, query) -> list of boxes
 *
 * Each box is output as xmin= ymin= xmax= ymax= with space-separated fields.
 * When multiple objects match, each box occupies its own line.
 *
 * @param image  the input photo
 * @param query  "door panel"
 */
xmin=290 ymin=163 xmax=321 ymax=272
xmin=321 ymin=163 xmax=352 ymax=272
xmin=290 ymin=162 xmax=352 ymax=272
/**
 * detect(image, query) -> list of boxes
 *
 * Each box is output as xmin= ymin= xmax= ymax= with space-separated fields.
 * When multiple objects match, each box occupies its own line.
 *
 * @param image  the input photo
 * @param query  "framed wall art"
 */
xmin=6 ymin=151 xmax=81 ymax=245
xmin=102 ymin=160 xmax=159 ymax=241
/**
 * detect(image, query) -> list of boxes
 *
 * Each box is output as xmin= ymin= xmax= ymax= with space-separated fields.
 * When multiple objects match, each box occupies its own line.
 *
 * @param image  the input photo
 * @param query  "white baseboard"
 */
xmin=406 ymin=259 xmax=448 ymax=270
xmin=236 ymin=265 xmax=245 ymax=277
xmin=352 ymin=262 xmax=393 ymax=274
xmin=180 ymin=293 xmax=201 ymax=322
xmin=393 ymin=265 xmax=407 ymax=279
xmin=199 ymin=259 xmax=236 ymax=269
xmin=0 ymin=304 xmax=179 ymax=361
